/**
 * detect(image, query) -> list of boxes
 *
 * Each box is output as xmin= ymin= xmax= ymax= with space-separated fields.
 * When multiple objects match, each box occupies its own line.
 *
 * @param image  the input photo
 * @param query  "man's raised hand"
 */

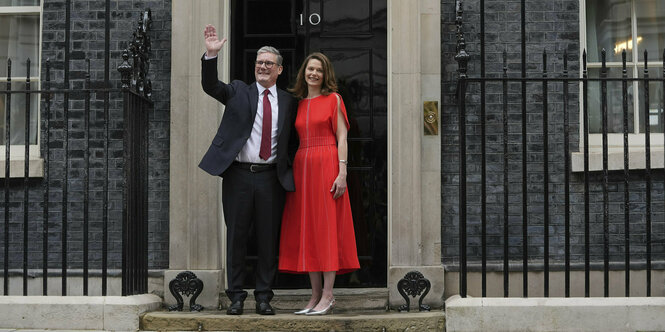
xmin=204 ymin=24 xmax=227 ymax=58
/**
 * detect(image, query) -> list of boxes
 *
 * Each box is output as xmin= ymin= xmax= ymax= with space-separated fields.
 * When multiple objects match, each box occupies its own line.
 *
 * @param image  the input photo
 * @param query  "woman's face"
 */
xmin=304 ymin=58 xmax=324 ymax=89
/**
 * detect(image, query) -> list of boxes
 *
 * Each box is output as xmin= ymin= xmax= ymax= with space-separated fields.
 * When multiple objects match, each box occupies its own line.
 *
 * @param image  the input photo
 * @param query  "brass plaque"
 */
xmin=424 ymin=101 xmax=439 ymax=136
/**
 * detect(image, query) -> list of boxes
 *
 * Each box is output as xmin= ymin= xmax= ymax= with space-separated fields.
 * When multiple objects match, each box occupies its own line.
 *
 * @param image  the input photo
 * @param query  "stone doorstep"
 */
xmin=217 ymin=288 xmax=390 ymax=311
xmin=149 ymin=288 xmax=445 ymax=331
xmin=140 ymin=310 xmax=445 ymax=332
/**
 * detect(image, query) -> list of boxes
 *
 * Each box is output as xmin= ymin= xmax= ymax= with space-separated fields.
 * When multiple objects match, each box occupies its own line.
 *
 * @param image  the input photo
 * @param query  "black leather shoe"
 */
xmin=227 ymin=300 xmax=244 ymax=315
xmin=256 ymin=301 xmax=275 ymax=315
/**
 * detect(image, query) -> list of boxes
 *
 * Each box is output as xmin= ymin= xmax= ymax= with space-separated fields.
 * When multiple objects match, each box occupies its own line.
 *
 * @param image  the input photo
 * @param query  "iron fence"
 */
xmin=1 ymin=10 xmax=152 ymax=297
xmin=454 ymin=0 xmax=665 ymax=298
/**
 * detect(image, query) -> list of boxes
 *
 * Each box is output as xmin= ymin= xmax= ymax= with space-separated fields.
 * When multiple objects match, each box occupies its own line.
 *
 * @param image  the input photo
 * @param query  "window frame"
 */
xmin=0 ymin=1 xmax=44 ymax=177
xmin=577 ymin=0 xmax=665 ymax=171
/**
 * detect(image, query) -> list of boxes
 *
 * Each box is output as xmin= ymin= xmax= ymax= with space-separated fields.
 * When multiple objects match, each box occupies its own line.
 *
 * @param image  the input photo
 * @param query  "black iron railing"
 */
xmin=1 ymin=10 xmax=152 ymax=297
xmin=453 ymin=0 xmax=665 ymax=298
xmin=118 ymin=9 xmax=153 ymax=297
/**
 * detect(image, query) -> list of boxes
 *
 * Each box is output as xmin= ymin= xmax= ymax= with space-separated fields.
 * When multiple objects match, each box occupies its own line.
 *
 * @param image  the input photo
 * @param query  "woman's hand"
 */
xmin=330 ymin=174 xmax=347 ymax=199
xmin=203 ymin=24 xmax=227 ymax=58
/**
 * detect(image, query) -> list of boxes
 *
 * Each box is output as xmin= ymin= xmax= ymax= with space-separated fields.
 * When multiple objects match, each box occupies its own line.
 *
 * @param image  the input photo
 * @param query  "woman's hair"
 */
xmin=290 ymin=52 xmax=338 ymax=99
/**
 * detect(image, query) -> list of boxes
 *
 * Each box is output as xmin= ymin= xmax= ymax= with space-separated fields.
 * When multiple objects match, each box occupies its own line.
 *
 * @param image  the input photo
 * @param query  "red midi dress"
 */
xmin=278 ymin=93 xmax=360 ymax=274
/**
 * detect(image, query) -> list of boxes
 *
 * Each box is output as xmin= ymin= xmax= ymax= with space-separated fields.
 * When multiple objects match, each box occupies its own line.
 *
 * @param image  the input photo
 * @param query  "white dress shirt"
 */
xmin=235 ymin=83 xmax=279 ymax=163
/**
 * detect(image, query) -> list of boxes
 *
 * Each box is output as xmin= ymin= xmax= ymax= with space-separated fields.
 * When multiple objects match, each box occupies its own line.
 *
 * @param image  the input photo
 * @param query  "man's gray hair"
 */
xmin=257 ymin=46 xmax=283 ymax=66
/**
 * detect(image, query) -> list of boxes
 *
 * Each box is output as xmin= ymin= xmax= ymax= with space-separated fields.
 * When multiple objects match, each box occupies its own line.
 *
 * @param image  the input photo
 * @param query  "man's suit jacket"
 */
xmin=198 ymin=56 xmax=298 ymax=192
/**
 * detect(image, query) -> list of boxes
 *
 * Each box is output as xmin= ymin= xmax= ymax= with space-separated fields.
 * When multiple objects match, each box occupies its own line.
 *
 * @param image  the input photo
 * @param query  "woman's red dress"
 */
xmin=278 ymin=93 xmax=360 ymax=274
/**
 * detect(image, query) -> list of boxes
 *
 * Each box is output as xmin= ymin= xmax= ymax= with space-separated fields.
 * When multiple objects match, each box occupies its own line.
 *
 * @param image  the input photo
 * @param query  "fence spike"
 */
xmin=583 ymin=50 xmax=587 ymax=74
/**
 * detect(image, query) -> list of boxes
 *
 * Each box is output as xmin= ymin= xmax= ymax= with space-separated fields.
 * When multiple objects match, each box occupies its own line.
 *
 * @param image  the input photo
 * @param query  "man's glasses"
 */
xmin=255 ymin=60 xmax=278 ymax=69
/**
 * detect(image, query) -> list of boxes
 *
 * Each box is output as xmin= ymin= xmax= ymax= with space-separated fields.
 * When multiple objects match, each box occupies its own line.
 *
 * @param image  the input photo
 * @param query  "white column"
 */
xmin=166 ymin=0 xmax=230 ymax=309
xmin=387 ymin=0 xmax=444 ymax=309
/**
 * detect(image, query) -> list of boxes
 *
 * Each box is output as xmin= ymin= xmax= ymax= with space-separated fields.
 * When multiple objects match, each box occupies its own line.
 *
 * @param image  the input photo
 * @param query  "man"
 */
xmin=198 ymin=24 xmax=297 ymax=315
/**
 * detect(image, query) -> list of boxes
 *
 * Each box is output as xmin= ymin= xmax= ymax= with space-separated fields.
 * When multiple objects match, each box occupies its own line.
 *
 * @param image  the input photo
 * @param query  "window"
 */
xmin=575 ymin=0 xmax=665 ymax=171
xmin=0 ymin=0 xmax=41 ymax=147
xmin=584 ymin=0 xmax=665 ymax=135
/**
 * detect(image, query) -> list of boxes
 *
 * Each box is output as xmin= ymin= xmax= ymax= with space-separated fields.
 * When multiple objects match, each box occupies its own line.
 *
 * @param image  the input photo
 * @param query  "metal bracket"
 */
xmin=397 ymin=270 xmax=431 ymax=312
xmin=168 ymin=271 xmax=204 ymax=312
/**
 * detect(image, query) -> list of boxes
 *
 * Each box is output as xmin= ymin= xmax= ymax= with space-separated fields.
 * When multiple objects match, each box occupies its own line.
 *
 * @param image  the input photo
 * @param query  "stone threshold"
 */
xmin=140 ymin=309 xmax=445 ymax=332
xmin=218 ymin=288 xmax=390 ymax=311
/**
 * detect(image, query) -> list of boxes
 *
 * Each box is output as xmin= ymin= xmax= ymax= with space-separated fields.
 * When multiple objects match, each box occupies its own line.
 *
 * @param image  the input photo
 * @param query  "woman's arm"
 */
xmin=331 ymin=94 xmax=348 ymax=199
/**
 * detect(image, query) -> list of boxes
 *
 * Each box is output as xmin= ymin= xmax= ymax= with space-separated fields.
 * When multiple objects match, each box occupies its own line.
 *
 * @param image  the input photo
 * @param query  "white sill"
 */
xmin=571 ymin=148 xmax=664 ymax=172
xmin=0 ymin=157 xmax=44 ymax=178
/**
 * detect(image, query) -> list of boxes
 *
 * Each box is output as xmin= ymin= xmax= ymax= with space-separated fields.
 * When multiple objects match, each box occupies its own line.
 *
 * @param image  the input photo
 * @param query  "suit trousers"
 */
xmin=221 ymin=164 xmax=285 ymax=303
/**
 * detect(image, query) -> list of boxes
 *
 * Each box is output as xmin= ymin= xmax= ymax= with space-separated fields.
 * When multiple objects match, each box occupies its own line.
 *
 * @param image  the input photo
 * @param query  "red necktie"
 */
xmin=259 ymin=89 xmax=272 ymax=160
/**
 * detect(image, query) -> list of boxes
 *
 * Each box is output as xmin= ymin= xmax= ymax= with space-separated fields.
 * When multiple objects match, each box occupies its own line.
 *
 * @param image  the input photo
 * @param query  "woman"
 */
xmin=278 ymin=52 xmax=359 ymax=315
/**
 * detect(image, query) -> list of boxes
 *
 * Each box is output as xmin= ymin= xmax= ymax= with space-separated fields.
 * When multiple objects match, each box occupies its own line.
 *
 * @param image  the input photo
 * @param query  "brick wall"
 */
xmin=441 ymin=0 xmax=665 ymax=270
xmin=0 ymin=0 xmax=170 ymax=271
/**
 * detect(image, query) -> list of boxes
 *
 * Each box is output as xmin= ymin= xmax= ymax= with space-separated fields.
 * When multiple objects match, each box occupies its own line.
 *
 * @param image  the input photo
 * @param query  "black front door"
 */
xmin=231 ymin=0 xmax=387 ymax=288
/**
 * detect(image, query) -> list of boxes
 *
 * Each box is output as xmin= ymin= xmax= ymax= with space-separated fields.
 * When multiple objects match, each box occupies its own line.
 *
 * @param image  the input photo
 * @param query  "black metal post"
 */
xmin=542 ymin=50 xmax=549 ymax=297
xmin=142 ymin=93 xmax=149 ymax=294
xmin=563 ymin=50 xmax=570 ymax=298
xmin=454 ymin=0 xmax=469 ymax=298
xmin=582 ymin=51 xmax=590 ymax=297
xmin=520 ymin=0 xmax=528 ymax=297
xmin=480 ymin=0 xmax=487 ymax=298
xmin=643 ymin=50 xmax=652 ymax=297
xmin=119 ymin=50 xmax=130 ymax=295
xmin=23 ymin=58 xmax=31 ymax=296
xmin=3 ymin=58 xmax=10 ymax=296
xmin=103 ymin=0 xmax=111 ymax=297
xmin=83 ymin=59 xmax=90 ymax=295
xmin=621 ymin=50 xmax=630 ymax=297
xmin=601 ymin=49 xmax=609 ymax=298
xmin=62 ymin=0 xmax=71 ymax=296
xmin=458 ymin=77 xmax=467 ymax=298
xmin=42 ymin=59 xmax=51 ymax=296
xmin=502 ymin=50 xmax=509 ymax=297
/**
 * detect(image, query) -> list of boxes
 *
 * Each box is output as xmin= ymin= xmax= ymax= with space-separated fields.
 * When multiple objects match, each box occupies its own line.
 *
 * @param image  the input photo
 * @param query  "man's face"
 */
xmin=255 ymin=52 xmax=283 ymax=88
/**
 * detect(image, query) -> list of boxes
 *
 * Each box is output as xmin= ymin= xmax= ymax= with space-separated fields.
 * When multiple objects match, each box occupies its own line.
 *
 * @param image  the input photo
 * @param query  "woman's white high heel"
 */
xmin=295 ymin=297 xmax=322 ymax=315
xmin=294 ymin=307 xmax=313 ymax=315
xmin=305 ymin=298 xmax=335 ymax=315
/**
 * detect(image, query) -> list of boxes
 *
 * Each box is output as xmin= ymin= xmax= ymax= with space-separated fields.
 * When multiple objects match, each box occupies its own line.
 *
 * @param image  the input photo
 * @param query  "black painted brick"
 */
xmin=0 ymin=0 xmax=170 ymax=271
xmin=442 ymin=0 xmax=665 ymax=268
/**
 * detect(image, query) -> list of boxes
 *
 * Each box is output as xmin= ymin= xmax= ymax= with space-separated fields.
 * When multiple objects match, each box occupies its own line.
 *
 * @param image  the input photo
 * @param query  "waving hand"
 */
xmin=204 ymin=24 xmax=227 ymax=58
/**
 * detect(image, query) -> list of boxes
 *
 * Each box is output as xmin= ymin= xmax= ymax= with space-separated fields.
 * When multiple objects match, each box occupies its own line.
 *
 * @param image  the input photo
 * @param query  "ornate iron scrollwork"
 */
xmin=117 ymin=9 xmax=152 ymax=99
xmin=118 ymin=50 xmax=132 ymax=89
xmin=168 ymin=271 xmax=204 ymax=312
xmin=397 ymin=270 xmax=431 ymax=312
xmin=455 ymin=0 xmax=469 ymax=98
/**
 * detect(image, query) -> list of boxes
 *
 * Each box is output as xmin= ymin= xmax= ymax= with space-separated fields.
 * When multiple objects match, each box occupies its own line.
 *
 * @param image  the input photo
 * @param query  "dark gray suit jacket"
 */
xmin=198 ymin=56 xmax=298 ymax=191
